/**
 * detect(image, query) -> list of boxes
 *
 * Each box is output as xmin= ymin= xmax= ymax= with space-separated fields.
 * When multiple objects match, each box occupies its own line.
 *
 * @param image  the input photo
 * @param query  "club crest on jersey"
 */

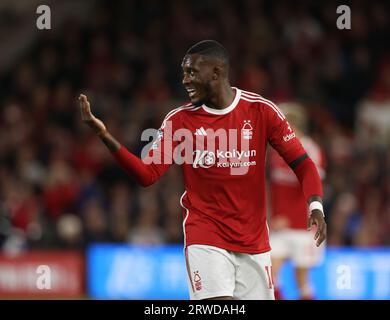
xmin=242 ymin=120 xmax=253 ymax=140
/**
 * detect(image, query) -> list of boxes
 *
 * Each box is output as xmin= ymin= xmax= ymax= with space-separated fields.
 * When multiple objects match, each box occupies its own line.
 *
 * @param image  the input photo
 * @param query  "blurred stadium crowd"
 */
xmin=0 ymin=0 xmax=389 ymax=253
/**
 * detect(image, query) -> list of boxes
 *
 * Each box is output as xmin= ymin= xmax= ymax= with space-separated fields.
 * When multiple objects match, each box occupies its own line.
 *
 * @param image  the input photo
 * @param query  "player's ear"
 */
xmin=213 ymin=66 xmax=222 ymax=80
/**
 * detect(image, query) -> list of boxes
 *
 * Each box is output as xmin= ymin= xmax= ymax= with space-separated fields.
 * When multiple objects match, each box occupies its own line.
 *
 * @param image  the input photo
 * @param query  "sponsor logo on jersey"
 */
xmin=193 ymin=150 xmax=216 ymax=168
xmin=283 ymin=123 xmax=296 ymax=142
xmin=283 ymin=132 xmax=296 ymax=142
xmin=193 ymin=149 xmax=256 ymax=169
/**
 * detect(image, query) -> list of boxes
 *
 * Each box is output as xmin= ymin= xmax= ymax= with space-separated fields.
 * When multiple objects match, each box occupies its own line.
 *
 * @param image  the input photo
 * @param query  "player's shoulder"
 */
xmin=160 ymin=103 xmax=200 ymax=128
xmin=238 ymin=88 xmax=285 ymax=119
xmin=164 ymin=103 xmax=200 ymax=119
xmin=239 ymin=88 xmax=274 ymax=106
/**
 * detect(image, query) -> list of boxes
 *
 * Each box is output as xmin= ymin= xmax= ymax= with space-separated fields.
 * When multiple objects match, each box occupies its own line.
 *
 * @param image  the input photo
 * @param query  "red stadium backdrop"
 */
xmin=0 ymin=252 xmax=84 ymax=298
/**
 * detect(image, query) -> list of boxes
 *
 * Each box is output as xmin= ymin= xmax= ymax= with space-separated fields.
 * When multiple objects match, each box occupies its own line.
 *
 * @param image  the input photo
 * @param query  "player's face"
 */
xmin=182 ymin=54 xmax=214 ymax=106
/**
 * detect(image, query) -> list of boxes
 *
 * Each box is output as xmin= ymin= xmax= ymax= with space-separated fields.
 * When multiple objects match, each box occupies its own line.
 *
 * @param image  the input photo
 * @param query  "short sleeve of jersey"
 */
xmin=265 ymin=102 xmax=307 ymax=165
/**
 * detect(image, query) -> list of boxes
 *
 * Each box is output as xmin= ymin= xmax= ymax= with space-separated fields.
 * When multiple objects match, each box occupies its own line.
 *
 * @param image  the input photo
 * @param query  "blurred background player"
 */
xmin=268 ymin=102 xmax=326 ymax=300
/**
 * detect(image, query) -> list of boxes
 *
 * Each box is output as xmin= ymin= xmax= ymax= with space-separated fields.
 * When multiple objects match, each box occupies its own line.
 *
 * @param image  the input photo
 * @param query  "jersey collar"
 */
xmin=201 ymin=88 xmax=241 ymax=115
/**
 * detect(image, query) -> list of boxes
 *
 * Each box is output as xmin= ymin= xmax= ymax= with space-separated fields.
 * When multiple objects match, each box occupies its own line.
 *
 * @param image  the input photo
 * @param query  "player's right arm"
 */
xmin=79 ymin=94 xmax=170 ymax=187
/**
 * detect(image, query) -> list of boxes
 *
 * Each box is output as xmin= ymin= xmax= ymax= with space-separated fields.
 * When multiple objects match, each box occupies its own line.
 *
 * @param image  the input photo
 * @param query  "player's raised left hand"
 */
xmin=307 ymin=210 xmax=326 ymax=247
xmin=79 ymin=94 xmax=107 ymax=135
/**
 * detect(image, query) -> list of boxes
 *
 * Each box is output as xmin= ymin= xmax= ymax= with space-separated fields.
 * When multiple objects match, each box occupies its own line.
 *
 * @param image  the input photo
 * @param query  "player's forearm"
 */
xmin=112 ymin=145 xmax=159 ymax=187
xmin=96 ymin=130 xmax=159 ymax=186
xmin=98 ymin=130 xmax=121 ymax=152
xmin=292 ymin=157 xmax=324 ymax=203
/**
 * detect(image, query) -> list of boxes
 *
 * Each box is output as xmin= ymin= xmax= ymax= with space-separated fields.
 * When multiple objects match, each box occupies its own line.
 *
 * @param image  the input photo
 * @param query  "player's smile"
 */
xmin=186 ymin=87 xmax=197 ymax=99
xmin=184 ymin=82 xmax=207 ymax=105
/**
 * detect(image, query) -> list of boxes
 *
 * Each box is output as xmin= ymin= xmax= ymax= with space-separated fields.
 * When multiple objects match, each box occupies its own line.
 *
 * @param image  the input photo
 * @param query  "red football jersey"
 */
xmin=269 ymin=136 xmax=326 ymax=229
xmin=145 ymin=88 xmax=309 ymax=253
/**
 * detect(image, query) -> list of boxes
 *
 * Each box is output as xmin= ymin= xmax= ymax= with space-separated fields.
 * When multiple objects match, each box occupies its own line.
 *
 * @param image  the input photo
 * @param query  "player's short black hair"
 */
xmin=186 ymin=40 xmax=229 ymax=64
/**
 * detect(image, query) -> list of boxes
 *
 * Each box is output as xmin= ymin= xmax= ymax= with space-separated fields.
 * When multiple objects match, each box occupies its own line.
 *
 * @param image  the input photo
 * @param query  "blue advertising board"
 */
xmin=87 ymin=244 xmax=189 ymax=299
xmin=87 ymin=245 xmax=390 ymax=300
xmin=280 ymin=248 xmax=390 ymax=300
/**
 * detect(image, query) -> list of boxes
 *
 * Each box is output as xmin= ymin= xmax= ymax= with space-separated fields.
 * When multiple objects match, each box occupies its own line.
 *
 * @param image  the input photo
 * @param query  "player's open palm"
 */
xmin=79 ymin=94 xmax=106 ymax=135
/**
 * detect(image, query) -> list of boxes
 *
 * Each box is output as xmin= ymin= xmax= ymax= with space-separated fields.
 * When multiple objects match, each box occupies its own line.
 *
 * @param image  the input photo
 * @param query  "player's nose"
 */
xmin=182 ymin=74 xmax=191 ymax=86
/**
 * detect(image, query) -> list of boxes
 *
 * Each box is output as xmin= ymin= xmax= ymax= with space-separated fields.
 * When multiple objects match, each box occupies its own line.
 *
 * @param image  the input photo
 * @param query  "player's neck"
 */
xmin=207 ymin=84 xmax=235 ymax=110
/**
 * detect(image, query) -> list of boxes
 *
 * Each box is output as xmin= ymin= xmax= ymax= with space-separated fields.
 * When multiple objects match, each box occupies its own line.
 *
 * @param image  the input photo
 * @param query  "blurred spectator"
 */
xmin=81 ymin=198 xmax=111 ymax=244
xmin=129 ymin=205 xmax=166 ymax=245
xmin=56 ymin=213 xmax=84 ymax=249
xmin=43 ymin=155 xmax=79 ymax=220
xmin=108 ymin=182 xmax=133 ymax=243
xmin=355 ymin=59 xmax=390 ymax=149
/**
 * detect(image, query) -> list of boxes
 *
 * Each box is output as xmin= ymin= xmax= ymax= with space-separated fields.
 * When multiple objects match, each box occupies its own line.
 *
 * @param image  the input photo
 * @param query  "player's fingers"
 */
xmin=79 ymin=95 xmax=85 ymax=107
xmin=79 ymin=97 xmax=92 ymax=122
xmin=79 ymin=96 xmax=85 ymax=117
xmin=314 ymin=228 xmax=320 ymax=240
xmin=79 ymin=100 xmax=87 ymax=117
xmin=316 ymin=231 xmax=325 ymax=247
xmin=79 ymin=96 xmax=91 ymax=115
xmin=316 ymin=223 xmax=326 ymax=247
xmin=313 ymin=218 xmax=321 ymax=240
xmin=307 ymin=216 xmax=312 ymax=231
xmin=79 ymin=95 xmax=90 ymax=107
